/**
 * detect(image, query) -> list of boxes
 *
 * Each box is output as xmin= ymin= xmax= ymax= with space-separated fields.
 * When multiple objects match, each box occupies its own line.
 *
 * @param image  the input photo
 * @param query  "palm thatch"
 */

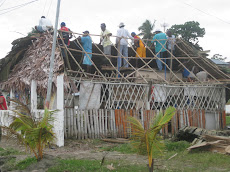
xmin=0 ymin=32 xmax=66 ymax=95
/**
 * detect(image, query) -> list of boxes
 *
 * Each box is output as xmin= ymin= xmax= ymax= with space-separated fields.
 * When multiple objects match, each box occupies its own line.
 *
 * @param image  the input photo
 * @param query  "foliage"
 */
xmin=0 ymin=147 xmax=20 ymax=156
xmin=162 ymin=151 xmax=230 ymax=172
xmin=165 ymin=140 xmax=190 ymax=152
xmin=127 ymin=106 xmax=176 ymax=171
xmin=15 ymin=157 xmax=37 ymax=170
xmin=211 ymin=54 xmax=227 ymax=61
xmin=1 ymin=99 xmax=56 ymax=161
xmin=169 ymin=21 xmax=205 ymax=50
xmin=27 ymin=27 xmax=39 ymax=37
xmin=47 ymin=159 xmax=146 ymax=172
xmin=101 ymin=143 xmax=137 ymax=154
xmin=226 ymin=116 xmax=230 ymax=126
xmin=138 ymin=19 xmax=156 ymax=46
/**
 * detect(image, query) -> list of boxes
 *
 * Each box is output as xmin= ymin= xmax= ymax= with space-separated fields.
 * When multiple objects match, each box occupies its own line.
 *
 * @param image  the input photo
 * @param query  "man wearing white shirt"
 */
xmin=116 ymin=22 xmax=133 ymax=71
xmin=35 ymin=16 xmax=53 ymax=33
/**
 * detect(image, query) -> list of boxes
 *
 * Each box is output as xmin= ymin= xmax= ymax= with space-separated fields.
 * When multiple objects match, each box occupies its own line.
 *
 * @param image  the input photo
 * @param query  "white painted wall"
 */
xmin=225 ymin=105 xmax=230 ymax=114
xmin=205 ymin=112 xmax=218 ymax=130
xmin=54 ymin=74 xmax=64 ymax=147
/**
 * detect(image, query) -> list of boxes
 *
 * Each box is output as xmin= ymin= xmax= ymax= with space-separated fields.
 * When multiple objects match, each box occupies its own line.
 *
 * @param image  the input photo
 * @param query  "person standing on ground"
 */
xmin=78 ymin=31 xmax=93 ymax=73
xmin=116 ymin=22 xmax=133 ymax=71
xmin=100 ymin=23 xmax=112 ymax=55
xmin=35 ymin=16 xmax=53 ymax=33
xmin=151 ymin=29 xmax=167 ymax=71
xmin=131 ymin=32 xmax=146 ymax=58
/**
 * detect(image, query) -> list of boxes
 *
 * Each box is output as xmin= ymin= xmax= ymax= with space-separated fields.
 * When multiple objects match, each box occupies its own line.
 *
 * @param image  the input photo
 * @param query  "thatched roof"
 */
xmin=0 ymin=33 xmax=65 ymax=94
xmin=0 ymin=31 xmax=229 ymax=94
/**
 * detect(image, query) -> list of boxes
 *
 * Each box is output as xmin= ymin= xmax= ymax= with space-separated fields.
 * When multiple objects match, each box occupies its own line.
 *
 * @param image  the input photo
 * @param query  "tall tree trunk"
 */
xmin=148 ymin=159 xmax=154 ymax=172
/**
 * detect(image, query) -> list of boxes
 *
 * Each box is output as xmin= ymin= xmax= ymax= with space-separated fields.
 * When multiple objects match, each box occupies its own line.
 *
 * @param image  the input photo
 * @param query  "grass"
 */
xmin=161 ymin=151 xmax=230 ymax=172
xmin=101 ymin=143 xmax=137 ymax=154
xmin=0 ymin=147 xmax=21 ymax=156
xmin=47 ymin=159 xmax=146 ymax=172
xmin=15 ymin=157 xmax=37 ymax=170
xmin=0 ymin=147 xmax=35 ymax=171
xmin=2 ymin=139 xmax=230 ymax=172
xmin=101 ymin=140 xmax=191 ymax=154
xmin=165 ymin=140 xmax=190 ymax=152
xmin=226 ymin=116 xmax=230 ymax=125
xmin=99 ymin=141 xmax=230 ymax=172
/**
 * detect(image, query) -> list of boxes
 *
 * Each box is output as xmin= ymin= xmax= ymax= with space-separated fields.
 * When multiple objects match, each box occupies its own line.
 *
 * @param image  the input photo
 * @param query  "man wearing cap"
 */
xmin=151 ymin=29 xmax=167 ymax=71
xmin=116 ymin=22 xmax=133 ymax=71
xmin=59 ymin=22 xmax=72 ymax=46
xmin=100 ymin=23 xmax=112 ymax=55
xmin=0 ymin=91 xmax=7 ymax=110
xmin=78 ymin=31 xmax=93 ymax=73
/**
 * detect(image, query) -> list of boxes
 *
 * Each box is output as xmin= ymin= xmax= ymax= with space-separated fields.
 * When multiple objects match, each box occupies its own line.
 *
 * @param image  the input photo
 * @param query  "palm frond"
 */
xmin=1 ymin=101 xmax=56 ymax=161
xmin=9 ymin=99 xmax=31 ymax=117
xmin=127 ymin=106 xmax=176 ymax=170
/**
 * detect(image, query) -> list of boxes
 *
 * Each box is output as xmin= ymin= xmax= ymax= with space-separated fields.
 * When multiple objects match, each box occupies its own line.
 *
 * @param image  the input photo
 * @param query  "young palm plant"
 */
xmin=1 ymin=99 xmax=56 ymax=161
xmin=127 ymin=106 xmax=176 ymax=172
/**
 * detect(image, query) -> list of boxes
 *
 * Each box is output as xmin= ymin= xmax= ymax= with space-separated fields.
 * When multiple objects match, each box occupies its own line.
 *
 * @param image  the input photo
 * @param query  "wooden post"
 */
xmin=31 ymin=80 xmax=37 ymax=116
xmin=10 ymin=89 xmax=15 ymax=110
xmin=54 ymin=74 xmax=64 ymax=147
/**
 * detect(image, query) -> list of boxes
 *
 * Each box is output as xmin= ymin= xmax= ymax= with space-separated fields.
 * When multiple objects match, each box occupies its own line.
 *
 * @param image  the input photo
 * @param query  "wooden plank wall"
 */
xmin=64 ymin=109 xmax=225 ymax=139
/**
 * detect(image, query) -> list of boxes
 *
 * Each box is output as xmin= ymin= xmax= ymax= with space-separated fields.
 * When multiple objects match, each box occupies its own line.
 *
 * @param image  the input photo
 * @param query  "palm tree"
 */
xmin=138 ymin=19 xmax=156 ymax=46
xmin=127 ymin=106 xmax=176 ymax=172
xmin=1 ymin=100 xmax=56 ymax=161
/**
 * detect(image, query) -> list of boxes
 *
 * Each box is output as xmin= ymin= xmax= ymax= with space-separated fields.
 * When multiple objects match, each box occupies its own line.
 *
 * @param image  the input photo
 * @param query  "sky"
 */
xmin=0 ymin=0 xmax=230 ymax=61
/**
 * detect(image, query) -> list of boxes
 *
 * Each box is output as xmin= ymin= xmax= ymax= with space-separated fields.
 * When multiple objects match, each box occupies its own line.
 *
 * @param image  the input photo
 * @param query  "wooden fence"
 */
xmin=64 ymin=109 xmax=226 ymax=139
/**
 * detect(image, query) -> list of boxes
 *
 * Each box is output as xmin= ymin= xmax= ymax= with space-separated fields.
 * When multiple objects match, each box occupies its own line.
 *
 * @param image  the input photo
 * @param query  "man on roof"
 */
xmin=116 ymin=22 xmax=133 ymax=72
xmin=166 ymin=29 xmax=176 ymax=70
xmin=78 ymin=31 xmax=93 ymax=73
xmin=166 ymin=30 xmax=176 ymax=55
xmin=100 ymin=23 xmax=112 ymax=55
xmin=131 ymin=32 xmax=146 ymax=58
xmin=151 ymin=29 xmax=167 ymax=71
xmin=35 ymin=16 xmax=53 ymax=33
xmin=59 ymin=22 xmax=72 ymax=47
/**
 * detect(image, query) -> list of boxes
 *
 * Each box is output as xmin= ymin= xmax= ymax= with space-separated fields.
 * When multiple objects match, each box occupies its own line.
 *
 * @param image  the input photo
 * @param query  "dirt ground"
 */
xmin=0 ymin=137 xmax=148 ymax=172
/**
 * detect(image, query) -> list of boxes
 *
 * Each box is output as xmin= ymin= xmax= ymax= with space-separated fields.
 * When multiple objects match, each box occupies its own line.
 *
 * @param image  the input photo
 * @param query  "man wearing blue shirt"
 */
xmin=152 ymin=29 xmax=167 ymax=71
xmin=78 ymin=31 xmax=93 ymax=73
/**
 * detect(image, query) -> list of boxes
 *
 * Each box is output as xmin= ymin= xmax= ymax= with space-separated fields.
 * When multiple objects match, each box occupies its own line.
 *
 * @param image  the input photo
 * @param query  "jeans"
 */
xmin=156 ymin=51 xmax=167 ymax=71
xmin=117 ymin=45 xmax=129 ymax=71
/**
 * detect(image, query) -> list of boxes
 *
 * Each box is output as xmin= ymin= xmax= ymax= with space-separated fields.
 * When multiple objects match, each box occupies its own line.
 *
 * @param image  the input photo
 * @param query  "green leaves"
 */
xmin=1 ymin=100 xmax=56 ymax=160
xmin=127 ymin=106 xmax=176 ymax=169
xmin=169 ymin=21 xmax=205 ymax=49
xmin=138 ymin=19 xmax=156 ymax=46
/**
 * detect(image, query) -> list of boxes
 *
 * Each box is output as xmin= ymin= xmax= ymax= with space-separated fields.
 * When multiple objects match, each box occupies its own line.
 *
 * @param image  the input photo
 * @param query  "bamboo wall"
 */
xmin=64 ymin=109 xmax=226 ymax=139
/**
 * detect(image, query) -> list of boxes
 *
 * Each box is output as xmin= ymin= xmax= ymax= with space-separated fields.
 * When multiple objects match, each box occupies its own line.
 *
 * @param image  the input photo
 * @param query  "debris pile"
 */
xmin=176 ymin=126 xmax=230 ymax=142
xmin=176 ymin=126 xmax=230 ymax=154
xmin=188 ymin=135 xmax=230 ymax=155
